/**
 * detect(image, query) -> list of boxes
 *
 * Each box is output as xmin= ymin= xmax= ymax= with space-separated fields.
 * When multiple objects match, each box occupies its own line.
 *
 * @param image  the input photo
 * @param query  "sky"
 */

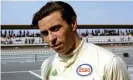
xmin=1 ymin=1 xmax=133 ymax=25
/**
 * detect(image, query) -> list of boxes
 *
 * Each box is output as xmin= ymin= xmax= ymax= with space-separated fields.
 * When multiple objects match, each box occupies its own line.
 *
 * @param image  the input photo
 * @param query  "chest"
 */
xmin=52 ymin=62 xmax=101 ymax=80
xmin=48 ymin=47 xmax=105 ymax=80
xmin=53 ymin=55 xmax=102 ymax=80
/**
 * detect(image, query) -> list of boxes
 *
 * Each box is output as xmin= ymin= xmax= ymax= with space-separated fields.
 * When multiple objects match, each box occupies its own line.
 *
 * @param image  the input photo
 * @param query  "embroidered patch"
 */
xmin=52 ymin=69 xmax=58 ymax=76
xmin=76 ymin=64 xmax=92 ymax=76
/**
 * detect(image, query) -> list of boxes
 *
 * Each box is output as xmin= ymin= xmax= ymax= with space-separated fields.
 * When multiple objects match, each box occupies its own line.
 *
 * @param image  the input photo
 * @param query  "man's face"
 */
xmin=38 ymin=11 xmax=76 ymax=55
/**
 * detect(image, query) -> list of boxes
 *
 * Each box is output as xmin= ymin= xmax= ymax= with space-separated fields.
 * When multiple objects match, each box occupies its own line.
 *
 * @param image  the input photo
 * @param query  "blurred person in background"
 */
xmin=32 ymin=1 xmax=130 ymax=80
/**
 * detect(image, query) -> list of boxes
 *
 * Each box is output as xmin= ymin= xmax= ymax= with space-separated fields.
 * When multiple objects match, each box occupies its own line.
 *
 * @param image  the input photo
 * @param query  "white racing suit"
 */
xmin=41 ymin=40 xmax=130 ymax=80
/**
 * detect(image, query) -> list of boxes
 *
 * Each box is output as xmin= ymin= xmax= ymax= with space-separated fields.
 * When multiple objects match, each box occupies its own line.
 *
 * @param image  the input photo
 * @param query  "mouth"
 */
xmin=51 ymin=43 xmax=62 ymax=50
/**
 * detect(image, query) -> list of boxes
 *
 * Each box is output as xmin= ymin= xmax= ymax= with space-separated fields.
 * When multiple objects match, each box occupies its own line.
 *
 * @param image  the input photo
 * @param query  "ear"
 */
xmin=72 ymin=19 xmax=77 ymax=31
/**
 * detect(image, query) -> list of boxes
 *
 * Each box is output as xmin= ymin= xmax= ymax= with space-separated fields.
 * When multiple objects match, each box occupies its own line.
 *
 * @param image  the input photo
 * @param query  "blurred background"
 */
xmin=1 ymin=1 xmax=133 ymax=80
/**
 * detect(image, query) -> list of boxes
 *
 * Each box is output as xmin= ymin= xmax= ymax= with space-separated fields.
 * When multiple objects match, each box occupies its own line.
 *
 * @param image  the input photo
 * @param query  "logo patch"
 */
xmin=76 ymin=64 xmax=92 ymax=76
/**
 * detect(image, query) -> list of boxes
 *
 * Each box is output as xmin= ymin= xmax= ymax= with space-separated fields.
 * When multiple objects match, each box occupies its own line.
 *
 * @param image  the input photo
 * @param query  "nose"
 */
xmin=48 ymin=32 xmax=56 ymax=45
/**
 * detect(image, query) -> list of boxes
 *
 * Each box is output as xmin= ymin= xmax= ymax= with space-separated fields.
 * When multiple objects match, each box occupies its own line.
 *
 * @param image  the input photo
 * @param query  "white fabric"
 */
xmin=41 ymin=40 xmax=130 ymax=80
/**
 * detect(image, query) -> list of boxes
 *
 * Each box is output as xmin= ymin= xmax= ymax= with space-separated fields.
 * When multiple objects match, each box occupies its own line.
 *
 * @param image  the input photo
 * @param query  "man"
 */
xmin=32 ymin=1 xmax=130 ymax=80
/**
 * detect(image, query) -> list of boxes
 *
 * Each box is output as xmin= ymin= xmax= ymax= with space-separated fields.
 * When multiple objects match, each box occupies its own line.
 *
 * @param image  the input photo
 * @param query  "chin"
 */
xmin=55 ymin=50 xmax=66 ymax=55
xmin=57 ymin=51 xmax=64 ymax=54
xmin=53 ymin=49 xmax=62 ymax=53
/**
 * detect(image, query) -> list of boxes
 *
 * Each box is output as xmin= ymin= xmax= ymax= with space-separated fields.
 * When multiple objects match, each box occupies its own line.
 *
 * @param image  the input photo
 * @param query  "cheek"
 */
xmin=56 ymin=33 xmax=65 ymax=42
xmin=56 ymin=29 xmax=67 ymax=40
xmin=56 ymin=27 xmax=73 ymax=43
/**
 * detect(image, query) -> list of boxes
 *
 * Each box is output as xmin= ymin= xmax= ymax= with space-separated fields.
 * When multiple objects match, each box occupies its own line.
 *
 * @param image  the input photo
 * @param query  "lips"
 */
xmin=51 ymin=43 xmax=62 ymax=49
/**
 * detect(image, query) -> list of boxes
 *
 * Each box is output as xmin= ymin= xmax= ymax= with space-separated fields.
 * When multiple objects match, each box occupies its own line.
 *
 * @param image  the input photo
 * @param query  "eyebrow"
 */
xmin=40 ymin=24 xmax=61 ymax=35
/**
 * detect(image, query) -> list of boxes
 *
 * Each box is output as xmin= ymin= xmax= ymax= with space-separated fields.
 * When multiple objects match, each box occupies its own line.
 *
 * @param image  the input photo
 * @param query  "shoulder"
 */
xmin=104 ymin=56 xmax=130 ymax=80
xmin=84 ymin=42 xmax=116 ymax=59
xmin=82 ymin=42 xmax=117 ymax=71
xmin=41 ymin=55 xmax=55 ymax=69
xmin=105 ymin=56 xmax=127 ymax=69
xmin=41 ymin=55 xmax=56 ymax=80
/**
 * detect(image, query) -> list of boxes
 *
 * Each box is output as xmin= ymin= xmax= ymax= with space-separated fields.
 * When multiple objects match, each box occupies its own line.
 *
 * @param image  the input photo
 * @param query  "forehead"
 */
xmin=38 ymin=11 xmax=64 ymax=30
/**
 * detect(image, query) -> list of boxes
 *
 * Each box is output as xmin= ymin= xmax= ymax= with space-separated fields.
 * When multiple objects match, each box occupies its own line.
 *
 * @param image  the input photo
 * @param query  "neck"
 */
xmin=74 ymin=33 xmax=81 ymax=50
xmin=59 ymin=33 xmax=81 ymax=58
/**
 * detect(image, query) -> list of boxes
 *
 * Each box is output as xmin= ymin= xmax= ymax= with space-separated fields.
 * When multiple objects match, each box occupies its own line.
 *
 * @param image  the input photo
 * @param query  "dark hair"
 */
xmin=32 ymin=1 xmax=77 ymax=27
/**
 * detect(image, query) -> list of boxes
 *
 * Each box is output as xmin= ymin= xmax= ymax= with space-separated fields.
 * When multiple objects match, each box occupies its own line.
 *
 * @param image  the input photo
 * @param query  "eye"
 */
xmin=41 ymin=30 xmax=48 ymax=36
xmin=50 ymin=25 xmax=61 ymax=32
